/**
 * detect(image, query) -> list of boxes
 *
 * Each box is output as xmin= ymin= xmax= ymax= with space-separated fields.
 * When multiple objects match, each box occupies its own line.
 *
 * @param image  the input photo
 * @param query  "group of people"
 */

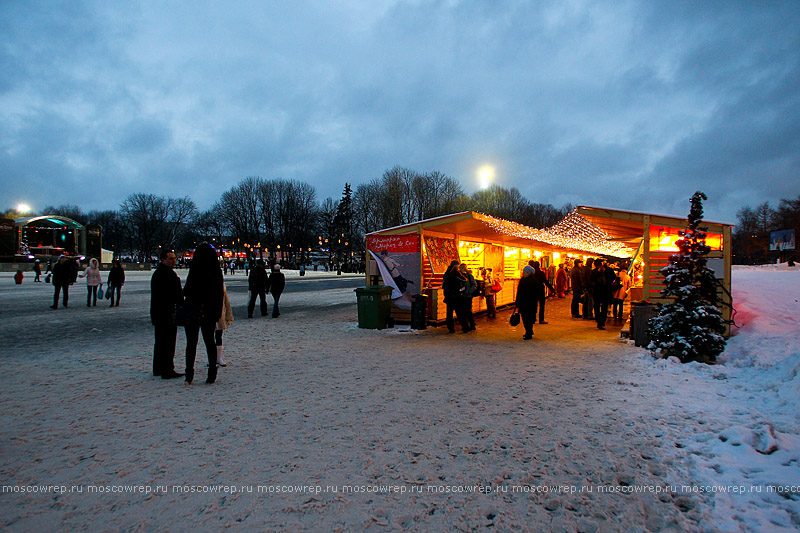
xmin=151 ymin=244 xmax=286 ymax=385
xmin=441 ymin=260 xmax=496 ymax=334
xmin=48 ymin=256 xmax=126 ymax=309
xmin=570 ymin=258 xmax=631 ymax=330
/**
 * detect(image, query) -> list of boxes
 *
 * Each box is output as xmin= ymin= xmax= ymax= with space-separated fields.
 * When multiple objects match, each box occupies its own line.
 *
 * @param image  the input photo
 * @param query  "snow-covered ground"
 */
xmin=0 ymin=265 xmax=798 ymax=531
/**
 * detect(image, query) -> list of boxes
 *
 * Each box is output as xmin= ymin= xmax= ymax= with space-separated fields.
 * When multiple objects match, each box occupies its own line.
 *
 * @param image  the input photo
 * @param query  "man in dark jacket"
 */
xmin=516 ymin=265 xmax=538 ymax=339
xmin=570 ymin=259 xmax=584 ymax=318
xmin=591 ymin=258 xmax=616 ymax=330
xmin=247 ymin=259 xmax=270 ymax=318
xmin=150 ymin=250 xmax=184 ymax=379
xmin=269 ymin=264 xmax=286 ymax=318
xmin=50 ymin=255 xmax=71 ymax=309
xmin=528 ymin=260 xmax=555 ymax=324
xmin=441 ymin=260 xmax=468 ymax=333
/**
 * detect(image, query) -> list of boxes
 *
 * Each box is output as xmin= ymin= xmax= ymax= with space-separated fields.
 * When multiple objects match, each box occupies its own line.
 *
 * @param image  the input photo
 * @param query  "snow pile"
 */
xmin=672 ymin=265 xmax=800 ymax=531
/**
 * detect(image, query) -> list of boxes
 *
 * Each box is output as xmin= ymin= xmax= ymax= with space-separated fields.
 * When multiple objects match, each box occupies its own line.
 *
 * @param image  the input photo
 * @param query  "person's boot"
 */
xmin=184 ymin=369 xmax=194 ymax=385
xmin=206 ymin=365 xmax=217 ymax=384
xmin=216 ymin=345 xmax=227 ymax=367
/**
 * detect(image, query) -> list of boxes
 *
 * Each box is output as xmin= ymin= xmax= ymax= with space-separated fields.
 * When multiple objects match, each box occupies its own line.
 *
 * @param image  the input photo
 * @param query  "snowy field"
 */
xmin=0 ymin=265 xmax=798 ymax=531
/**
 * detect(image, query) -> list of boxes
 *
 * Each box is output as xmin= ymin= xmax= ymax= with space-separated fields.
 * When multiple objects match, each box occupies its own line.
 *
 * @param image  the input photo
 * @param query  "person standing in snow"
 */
xmin=458 ymin=263 xmax=477 ymax=332
xmin=214 ymin=283 xmax=234 ymax=367
xmin=247 ymin=258 xmax=270 ymax=318
xmin=591 ymin=258 xmax=616 ymax=330
xmin=570 ymin=258 xmax=584 ymax=318
xmin=528 ymin=260 xmax=554 ymax=324
xmin=269 ymin=264 xmax=286 ymax=318
xmin=78 ymin=257 xmax=102 ymax=307
xmin=183 ymin=243 xmax=224 ymax=384
xmin=611 ymin=266 xmax=631 ymax=320
xmin=442 ymin=260 xmax=468 ymax=333
xmin=516 ymin=265 xmax=538 ymax=340
xmin=555 ymin=263 xmax=568 ymax=298
xmin=107 ymin=259 xmax=125 ymax=307
xmin=150 ymin=250 xmax=184 ymax=379
xmin=33 ymin=260 xmax=41 ymax=282
xmin=50 ymin=255 xmax=71 ymax=309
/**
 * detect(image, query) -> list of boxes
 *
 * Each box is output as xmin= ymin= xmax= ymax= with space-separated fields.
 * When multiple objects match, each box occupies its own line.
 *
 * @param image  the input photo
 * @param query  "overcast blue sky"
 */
xmin=1 ymin=0 xmax=798 ymax=222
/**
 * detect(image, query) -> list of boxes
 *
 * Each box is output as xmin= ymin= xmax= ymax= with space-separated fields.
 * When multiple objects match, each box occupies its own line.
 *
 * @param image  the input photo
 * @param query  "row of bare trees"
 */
xmin=9 ymin=166 xmax=572 ymax=263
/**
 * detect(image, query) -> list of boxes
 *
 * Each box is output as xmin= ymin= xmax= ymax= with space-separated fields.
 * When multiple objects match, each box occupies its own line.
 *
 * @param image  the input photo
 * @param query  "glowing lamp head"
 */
xmin=477 ymin=166 xmax=494 ymax=189
xmin=16 ymin=203 xmax=31 ymax=213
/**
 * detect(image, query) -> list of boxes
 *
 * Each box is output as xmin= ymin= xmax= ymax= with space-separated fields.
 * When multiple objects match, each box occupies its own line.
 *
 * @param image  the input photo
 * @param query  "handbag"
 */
xmin=97 ymin=283 xmax=104 ymax=300
xmin=105 ymin=284 xmax=113 ymax=299
xmin=491 ymin=281 xmax=502 ymax=292
xmin=174 ymin=303 xmax=201 ymax=327
xmin=509 ymin=306 xmax=520 ymax=326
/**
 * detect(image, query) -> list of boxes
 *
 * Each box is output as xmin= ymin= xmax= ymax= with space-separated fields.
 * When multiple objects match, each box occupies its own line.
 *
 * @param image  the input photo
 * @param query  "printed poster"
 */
xmin=424 ymin=236 xmax=460 ymax=274
xmin=366 ymin=234 xmax=421 ymax=310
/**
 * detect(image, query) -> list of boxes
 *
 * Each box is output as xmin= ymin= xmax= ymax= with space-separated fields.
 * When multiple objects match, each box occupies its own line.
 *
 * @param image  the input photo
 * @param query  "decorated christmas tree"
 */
xmin=647 ymin=191 xmax=727 ymax=363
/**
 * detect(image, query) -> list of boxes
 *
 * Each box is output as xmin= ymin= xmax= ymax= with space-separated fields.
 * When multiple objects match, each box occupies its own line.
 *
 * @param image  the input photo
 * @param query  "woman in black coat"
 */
xmin=515 ymin=265 xmax=538 ymax=340
xmin=183 ymin=243 xmax=224 ymax=384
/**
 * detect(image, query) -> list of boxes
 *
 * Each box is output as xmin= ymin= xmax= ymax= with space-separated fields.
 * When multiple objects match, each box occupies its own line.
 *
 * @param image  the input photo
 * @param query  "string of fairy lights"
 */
xmin=474 ymin=210 xmax=634 ymax=258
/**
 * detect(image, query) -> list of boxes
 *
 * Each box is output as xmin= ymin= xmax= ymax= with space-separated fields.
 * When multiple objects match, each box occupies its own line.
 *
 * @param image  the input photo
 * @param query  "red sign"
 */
xmin=366 ymin=234 xmax=420 ymax=254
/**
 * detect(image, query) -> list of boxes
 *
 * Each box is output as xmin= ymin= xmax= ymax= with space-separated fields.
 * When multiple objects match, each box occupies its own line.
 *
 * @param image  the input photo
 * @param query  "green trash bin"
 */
xmin=354 ymin=286 xmax=393 ymax=329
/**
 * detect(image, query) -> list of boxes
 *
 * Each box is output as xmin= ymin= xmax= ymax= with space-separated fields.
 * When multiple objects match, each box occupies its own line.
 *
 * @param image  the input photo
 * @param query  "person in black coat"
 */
xmin=570 ymin=258 xmax=584 ymax=318
xmin=247 ymin=259 xmax=270 ymax=318
xmin=269 ymin=264 xmax=286 ymax=318
xmin=441 ymin=260 xmax=468 ymax=333
xmin=581 ymin=258 xmax=595 ymax=319
xmin=591 ymin=258 xmax=616 ymax=330
xmin=50 ymin=255 xmax=71 ymax=309
xmin=107 ymin=259 xmax=126 ymax=307
xmin=33 ymin=260 xmax=41 ymax=282
xmin=458 ymin=263 xmax=477 ymax=332
xmin=150 ymin=250 xmax=184 ymax=379
xmin=516 ymin=265 xmax=538 ymax=339
xmin=528 ymin=260 xmax=555 ymax=324
xmin=183 ymin=243 xmax=224 ymax=384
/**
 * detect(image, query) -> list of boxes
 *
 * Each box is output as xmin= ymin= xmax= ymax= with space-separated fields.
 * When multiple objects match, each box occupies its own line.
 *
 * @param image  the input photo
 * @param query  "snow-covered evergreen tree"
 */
xmin=647 ymin=191 xmax=727 ymax=363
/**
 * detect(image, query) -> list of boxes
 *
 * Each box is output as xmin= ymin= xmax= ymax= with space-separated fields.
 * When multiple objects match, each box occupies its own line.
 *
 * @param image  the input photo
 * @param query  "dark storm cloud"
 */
xmin=1 ymin=0 xmax=797 ymax=223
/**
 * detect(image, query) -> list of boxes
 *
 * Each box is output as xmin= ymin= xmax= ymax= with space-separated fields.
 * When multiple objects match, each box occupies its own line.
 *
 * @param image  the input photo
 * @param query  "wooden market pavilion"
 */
xmin=365 ymin=207 xmax=733 ymax=333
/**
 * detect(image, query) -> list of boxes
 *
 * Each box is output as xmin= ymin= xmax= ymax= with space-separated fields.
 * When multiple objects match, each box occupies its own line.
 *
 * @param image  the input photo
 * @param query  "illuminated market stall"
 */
xmin=365 ymin=207 xmax=733 ymax=333
xmin=365 ymin=211 xmax=633 ymax=325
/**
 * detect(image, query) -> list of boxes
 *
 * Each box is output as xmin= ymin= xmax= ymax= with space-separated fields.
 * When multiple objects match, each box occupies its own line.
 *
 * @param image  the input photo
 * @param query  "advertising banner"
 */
xmin=770 ymin=229 xmax=796 ymax=251
xmin=366 ymin=234 xmax=420 ymax=310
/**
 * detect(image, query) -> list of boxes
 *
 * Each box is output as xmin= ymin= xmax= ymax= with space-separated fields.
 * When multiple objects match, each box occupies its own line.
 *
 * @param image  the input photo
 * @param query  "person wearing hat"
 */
xmin=441 ymin=260 xmax=469 ymax=333
xmin=516 ymin=265 xmax=538 ymax=340
xmin=33 ymin=260 xmax=41 ymax=282
xmin=50 ymin=255 xmax=71 ymax=309
xmin=269 ymin=263 xmax=285 ymax=318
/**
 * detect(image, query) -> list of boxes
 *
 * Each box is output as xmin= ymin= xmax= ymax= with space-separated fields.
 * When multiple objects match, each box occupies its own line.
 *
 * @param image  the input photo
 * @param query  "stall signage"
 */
xmin=366 ymin=234 xmax=420 ymax=254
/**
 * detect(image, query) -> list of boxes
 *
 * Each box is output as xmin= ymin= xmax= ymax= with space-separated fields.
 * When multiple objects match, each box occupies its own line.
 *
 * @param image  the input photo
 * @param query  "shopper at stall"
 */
xmin=150 ymin=250 xmax=184 ymax=379
xmin=516 ymin=265 xmax=538 ymax=340
xmin=611 ymin=266 xmax=631 ymax=320
xmin=528 ymin=260 xmax=554 ymax=324
xmin=183 ymin=242 xmax=224 ymax=384
xmin=269 ymin=264 xmax=286 ymax=318
xmin=481 ymin=267 xmax=497 ymax=319
xmin=591 ymin=258 xmax=616 ymax=330
xmin=247 ymin=259 xmax=270 ymax=318
xmin=50 ymin=255 xmax=71 ymax=309
xmin=78 ymin=258 xmax=102 ymax=307
xmin=458 ymin=263 xmax=477 ymax=332
xmin=581 ymin=258 xmax=595 ymax=319
xmin=442 ymin=261 xmax=468 ymax=333
xmin=107 ymin=259 xmax=125 ymax=307
xmin=555 ymin=263 xmax=568 ymax=298
xmin=570 ymin=259 xmax=584 ymax=318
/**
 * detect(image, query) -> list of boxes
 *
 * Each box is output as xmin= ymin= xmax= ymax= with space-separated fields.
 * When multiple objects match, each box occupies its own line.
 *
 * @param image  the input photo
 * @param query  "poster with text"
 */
xmin=366 ymin=234 xmax=421 ymax=310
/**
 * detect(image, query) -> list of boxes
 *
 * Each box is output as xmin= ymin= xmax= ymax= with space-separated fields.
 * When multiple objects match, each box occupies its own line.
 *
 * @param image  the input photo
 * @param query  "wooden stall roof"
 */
xmin=367 ymin=211 xmax=634 ymax=257
xmin=576 ymin=206 xmax=734 ymax=247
